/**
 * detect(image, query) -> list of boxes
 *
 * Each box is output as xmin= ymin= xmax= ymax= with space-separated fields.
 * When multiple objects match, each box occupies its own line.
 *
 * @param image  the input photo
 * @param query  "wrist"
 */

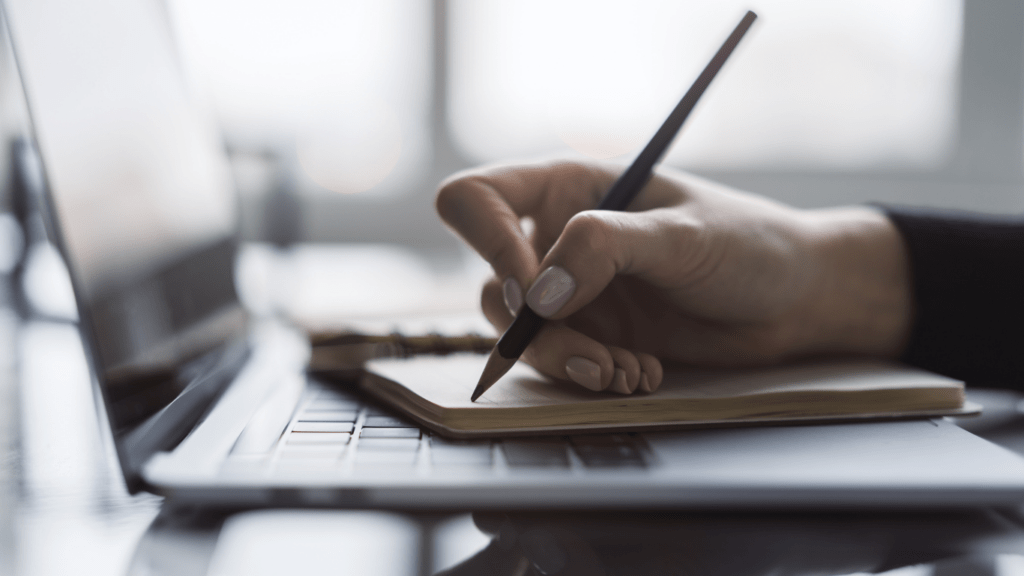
xmin=789 ymin=206 xmax=913 ymax=359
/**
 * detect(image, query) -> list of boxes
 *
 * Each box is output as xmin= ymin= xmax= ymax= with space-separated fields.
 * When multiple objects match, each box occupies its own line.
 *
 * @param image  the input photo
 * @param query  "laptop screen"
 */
xmin=3 ymin=0 xmax=248 ymax=482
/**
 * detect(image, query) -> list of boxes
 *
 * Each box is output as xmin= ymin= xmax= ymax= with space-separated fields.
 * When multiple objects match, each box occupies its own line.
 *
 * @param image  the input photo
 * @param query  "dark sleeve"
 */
xmin=879 ymin=206 xmax=1024 ymax=389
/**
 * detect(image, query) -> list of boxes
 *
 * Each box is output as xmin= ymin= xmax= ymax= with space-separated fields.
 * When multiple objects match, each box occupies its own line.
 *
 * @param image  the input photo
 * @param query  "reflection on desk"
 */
xmin=123 ymin=506 xmax=1024 ymax=576
xmin=7 ymin=318 xmax=162 ymax=576
xmin=436 ymin=510 xmax=1024 ymax=576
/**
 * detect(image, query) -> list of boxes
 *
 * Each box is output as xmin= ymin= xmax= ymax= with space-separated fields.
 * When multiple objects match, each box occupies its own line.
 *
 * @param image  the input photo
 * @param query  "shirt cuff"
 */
xmin=877 ymin=205 xmax=1024 ymax=387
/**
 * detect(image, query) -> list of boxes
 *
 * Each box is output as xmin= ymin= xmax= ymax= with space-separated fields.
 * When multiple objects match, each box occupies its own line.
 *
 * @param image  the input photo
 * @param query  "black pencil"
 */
xmin=471 ymin=10 xmax=758 ymax=402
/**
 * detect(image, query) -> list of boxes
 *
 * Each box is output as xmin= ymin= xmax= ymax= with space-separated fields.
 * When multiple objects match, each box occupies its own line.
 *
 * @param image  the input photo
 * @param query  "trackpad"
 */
xmin=643 ymin=419 xmax=1024 ymax=489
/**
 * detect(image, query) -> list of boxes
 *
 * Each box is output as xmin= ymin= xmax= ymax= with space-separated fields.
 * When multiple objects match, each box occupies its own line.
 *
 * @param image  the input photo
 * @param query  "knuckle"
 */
xmin=564 ymin=211 xmax=616 ymax=253
xmin=434 ymin=174 xmax=483 ymax=222
xmin=662 ymin=212 xmax=709 ymax=270
xmin=547 ymin=161 xmax=592 ymax=186
xmin=661 ymin=210 xmax=701 ymax=243
xmin=434 ymin=182 xmax=462 ymax=220
xmin=480 ymin=279 xmax=502 ymax=307
xmin=483 ymin=239 xmax=517 ymax=273
xmin=548 ymin=162 xmax=608 ymax=207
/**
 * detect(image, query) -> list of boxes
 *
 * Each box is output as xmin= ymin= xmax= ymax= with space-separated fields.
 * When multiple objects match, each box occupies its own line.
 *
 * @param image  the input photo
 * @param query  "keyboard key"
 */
xmin=292 ymin=422 xmax=354 ymax=433
xmin=360 ymin=427 xmax=420 ymax=439
xmin=355 ymin=451 xmax=418 ymax=465
xmin=570 ymin=435 xmax=646 ymax=468
xmin=297 ymin=410 xmax=358 ymax=422
xmin=431 ymin=437 xmax=490 ymax=448
xmin=364 ymin=415 xmax=415 ymax=428
xmin=431 ymin=439 xmax=492 ymax=466
xmin=306 ymin=398 xmax=361 ymax=411
xmin=278 ymin=445 xmax=346 ymax=459
xmin=358 ymin=438 xmax=421 ymax=451
xmin=286 ymin=432 xmax=351 ymax=445
xmin=502 ymin=439 xmax=570 ymax=468
xmin=354 ymin=461 xmax=417 ymax=476
xmin=354 ymin=437 xmax=421 ymax=470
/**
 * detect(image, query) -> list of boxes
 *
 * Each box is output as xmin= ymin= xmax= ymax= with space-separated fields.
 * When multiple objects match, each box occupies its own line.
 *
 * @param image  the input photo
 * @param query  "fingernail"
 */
xmin=519 ymin=528 xmax=568 ymax=576
xmin=565 ymin=356 xmax=602 ymax=391
xmin=503 ymin=277 xmax=523 ymax=315
xmin=638 ymin=372 xmax=651 ymax=393
xmin=526 ymin=266 xmax=576 ymax=318
xmin=609 ymin=368 xmax=631 ymax=394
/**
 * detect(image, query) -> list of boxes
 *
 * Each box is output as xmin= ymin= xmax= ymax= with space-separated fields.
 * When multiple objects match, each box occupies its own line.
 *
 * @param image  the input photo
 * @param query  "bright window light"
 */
xmin=450 ymin=0 xmax=963 ymax=170
xmin=167 ymin=0 xmax=430 ymax=196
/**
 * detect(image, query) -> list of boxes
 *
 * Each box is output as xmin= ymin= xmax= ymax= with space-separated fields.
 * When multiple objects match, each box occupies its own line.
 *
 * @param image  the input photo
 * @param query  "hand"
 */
xmin=436 ymin=161 xmax=911 ymax=394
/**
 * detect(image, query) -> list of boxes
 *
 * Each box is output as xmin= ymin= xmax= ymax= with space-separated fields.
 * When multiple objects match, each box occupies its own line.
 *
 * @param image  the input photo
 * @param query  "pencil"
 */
xmin=471 ymin=10 xmax=758 ymax=401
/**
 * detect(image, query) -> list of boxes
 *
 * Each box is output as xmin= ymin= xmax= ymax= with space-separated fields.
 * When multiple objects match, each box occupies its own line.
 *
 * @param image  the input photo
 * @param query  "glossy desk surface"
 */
xmin=6 ymin=244 xmax=1024 ymax=576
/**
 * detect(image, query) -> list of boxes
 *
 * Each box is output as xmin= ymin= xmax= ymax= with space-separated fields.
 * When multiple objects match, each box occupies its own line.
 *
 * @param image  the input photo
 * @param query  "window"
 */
xmin=168 ymin=0 xmax=431 ymax=197
xmin=449 ymin=0 xmax=963 ymax=170
xmin=165 ymin=0 xmax=1022 ymax=245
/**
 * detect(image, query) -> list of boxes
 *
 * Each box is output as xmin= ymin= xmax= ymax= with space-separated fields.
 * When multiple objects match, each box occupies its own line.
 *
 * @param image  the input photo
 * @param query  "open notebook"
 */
xmin=359 ymin=355 xmax=977 ymax=438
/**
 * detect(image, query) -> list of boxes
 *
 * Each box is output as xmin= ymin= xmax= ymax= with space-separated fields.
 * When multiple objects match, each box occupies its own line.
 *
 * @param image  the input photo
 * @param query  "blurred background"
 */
xmin=4 ymin=0 xmax=1022 ymax=258
xmin=161 ymin=0 xmax=1019 ymax=253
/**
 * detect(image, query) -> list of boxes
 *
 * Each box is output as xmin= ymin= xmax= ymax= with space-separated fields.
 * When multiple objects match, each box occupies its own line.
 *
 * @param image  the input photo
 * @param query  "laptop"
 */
xmin=7 ymin=0 xmax=1024 ymax=510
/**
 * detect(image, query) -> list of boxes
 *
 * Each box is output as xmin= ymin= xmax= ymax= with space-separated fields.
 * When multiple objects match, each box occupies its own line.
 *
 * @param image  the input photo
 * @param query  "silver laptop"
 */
xmin=7 ymin=0 xmax=1024 ymax=510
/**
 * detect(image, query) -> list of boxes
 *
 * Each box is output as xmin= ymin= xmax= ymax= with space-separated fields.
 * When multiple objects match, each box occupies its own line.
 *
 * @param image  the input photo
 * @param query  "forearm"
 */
xmin=792 ymin=207 xmax=913 ymax=360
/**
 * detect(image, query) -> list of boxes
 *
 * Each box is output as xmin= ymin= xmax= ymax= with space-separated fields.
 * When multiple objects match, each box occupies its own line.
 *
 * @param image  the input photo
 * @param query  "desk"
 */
xmin=6 ymin=244 xmax=1024 ymax=576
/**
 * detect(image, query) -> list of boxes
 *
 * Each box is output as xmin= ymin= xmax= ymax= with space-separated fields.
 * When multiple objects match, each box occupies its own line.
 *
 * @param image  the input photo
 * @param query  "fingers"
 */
xmin=524 ymin=208 xmax=704 ymax=320
xmin=483 ymin=278 xmax=612 ymax=390
xmin=436 ymin=171 xmax=539 ymax=303
xmin=636 ymin=352 xmax=663 ymax=393
xmin=482 ymin=278 xmax=664 ymax=394
xmin=436 ymin=162 xmax=618 ymax=300
xmin=602 ymin=348 xmax=662 ymax=394
xmin=606 ymin=346 xmax=640 ymax=394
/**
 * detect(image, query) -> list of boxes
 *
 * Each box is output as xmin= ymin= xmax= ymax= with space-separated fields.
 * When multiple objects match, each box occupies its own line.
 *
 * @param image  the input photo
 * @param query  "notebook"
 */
xmin=361 ymin=355 xmax=976 ymax=438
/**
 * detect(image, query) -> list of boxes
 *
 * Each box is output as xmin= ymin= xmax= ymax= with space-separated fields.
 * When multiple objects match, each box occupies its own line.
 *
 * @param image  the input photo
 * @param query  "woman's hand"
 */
xmin=436 ymin=161 xmax=911 ymax=394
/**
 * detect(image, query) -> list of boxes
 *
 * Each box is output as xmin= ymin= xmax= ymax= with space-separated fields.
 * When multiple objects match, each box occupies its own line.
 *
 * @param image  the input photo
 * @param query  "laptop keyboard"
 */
xmin=222 ymin=378 xmax=650 ymax=477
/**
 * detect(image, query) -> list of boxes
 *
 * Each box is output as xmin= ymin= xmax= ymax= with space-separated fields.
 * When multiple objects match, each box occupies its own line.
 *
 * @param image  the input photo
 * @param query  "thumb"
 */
xmin=525 ymin=208 xmax=699 ymax=319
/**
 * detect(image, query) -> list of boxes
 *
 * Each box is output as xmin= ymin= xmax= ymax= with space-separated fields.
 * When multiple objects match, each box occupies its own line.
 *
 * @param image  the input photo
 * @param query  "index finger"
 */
xmin=435 ymin=162 xmax=616 ymax=290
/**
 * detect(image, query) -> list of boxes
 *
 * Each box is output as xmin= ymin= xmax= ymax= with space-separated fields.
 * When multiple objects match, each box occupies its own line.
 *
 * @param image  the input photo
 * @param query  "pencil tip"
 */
xmin=470 ymin=383 xmax=486 ymax=402
xmin=469 ymin=346 xmax=519 ymax=402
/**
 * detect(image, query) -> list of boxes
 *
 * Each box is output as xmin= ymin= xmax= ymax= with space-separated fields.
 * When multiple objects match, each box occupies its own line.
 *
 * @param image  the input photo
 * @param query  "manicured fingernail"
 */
xmin=638 ymin=372 xmax=651 ymax=393
xmin=565 ymin=356 xmax=602 ymax=391
xmin=502 ymin=277 xmax=523 ymax=315
xmin=609 ymin=368 xmax=630 ymax=394
xmin=519 ymin=529 xmax=568 ymax=576
xmin=525 ymin=266 xmax=576 ymax=318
